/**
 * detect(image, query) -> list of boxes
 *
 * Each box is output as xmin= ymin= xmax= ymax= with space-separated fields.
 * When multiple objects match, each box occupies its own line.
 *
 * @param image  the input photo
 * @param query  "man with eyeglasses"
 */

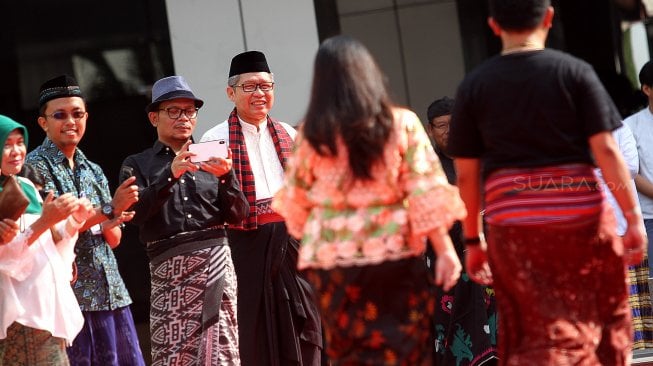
xmin=119 ymin=75 xmax=249 ymax=365
xmin=200 ymin=51 xmax=323 ymax=366
xmin=424 ymin=96 xmax=499 ymax=365
xmin=426 ymin=97 xmax=455 ymax=177
xmin=25 ymin=75 xmax=145 ymax=365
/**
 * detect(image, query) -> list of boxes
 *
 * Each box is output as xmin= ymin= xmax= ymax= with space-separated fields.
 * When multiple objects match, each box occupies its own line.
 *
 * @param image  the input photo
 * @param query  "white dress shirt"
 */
xmin=200 ymin=117 xmax=296 ymax=200
xmin=625 ymin=107 xmax=653 ymax=219
xmin=595 ymin=124 xmax=640 ymax=235
xmin=0 ymin=178 xmax=83 ymax=344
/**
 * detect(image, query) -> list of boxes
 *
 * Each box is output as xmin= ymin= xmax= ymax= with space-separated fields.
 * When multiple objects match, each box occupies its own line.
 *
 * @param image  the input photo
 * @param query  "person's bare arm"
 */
xmin=454 ymin=158 xmax=492 ymax=284
xmin=427 ymin=227 xmax=461 ymax=291
xmin=455 ymin=158 xmax=483 ymax=239
xmin=100 ymin=211 xmax=135 ymax=249
xmin=76 ymin=176 xmax=139 ymax=232
xmin=635 ymin=174 xmax=653 ymax=199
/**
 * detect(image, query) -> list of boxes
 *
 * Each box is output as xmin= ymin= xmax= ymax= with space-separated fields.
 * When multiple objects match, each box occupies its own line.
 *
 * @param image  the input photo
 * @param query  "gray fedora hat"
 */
xmin=146 ymin=76 xmax=204 ymax=112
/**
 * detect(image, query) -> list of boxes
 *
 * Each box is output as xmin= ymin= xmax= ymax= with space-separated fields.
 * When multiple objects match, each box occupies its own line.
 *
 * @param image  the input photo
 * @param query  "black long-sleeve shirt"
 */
xmin=119 ymin=140 xmax=249 ymax=245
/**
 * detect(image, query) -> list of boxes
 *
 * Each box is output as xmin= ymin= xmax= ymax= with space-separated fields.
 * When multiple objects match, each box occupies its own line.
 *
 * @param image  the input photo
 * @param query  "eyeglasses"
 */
xmin=45 ymin=111 xmax=87 ymax=121
xmin=158 ymin=107 xmax=199 ymax=119
xmin=232 ymin=82 xmax=274 ymax=93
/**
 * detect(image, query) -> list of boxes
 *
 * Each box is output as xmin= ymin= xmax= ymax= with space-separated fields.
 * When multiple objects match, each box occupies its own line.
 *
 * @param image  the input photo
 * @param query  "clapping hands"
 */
xmin=41 ymin=192 xmax=81 ymax=226
xmin=0 ymin=219 xmax=19 ymax=245
xmin=40 ymin=192 xmax=94 ymax=227
xmin=71 ymin=197 xmax=94 ymax=224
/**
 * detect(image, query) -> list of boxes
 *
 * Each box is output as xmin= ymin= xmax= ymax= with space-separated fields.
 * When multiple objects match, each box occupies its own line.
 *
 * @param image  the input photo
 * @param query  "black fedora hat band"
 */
xmin=146 ymin=90 xmax=204 ymax=112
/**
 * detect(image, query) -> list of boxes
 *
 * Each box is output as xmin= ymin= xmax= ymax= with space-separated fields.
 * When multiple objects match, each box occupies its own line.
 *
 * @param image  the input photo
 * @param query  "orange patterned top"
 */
xmin=272 ymin=108 xmax=466 ymax=270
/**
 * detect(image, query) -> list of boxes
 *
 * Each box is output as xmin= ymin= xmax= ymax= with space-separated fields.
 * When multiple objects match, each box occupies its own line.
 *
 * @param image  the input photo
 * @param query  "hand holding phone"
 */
xmin=188 ymin=140 xmax=228 ymax=163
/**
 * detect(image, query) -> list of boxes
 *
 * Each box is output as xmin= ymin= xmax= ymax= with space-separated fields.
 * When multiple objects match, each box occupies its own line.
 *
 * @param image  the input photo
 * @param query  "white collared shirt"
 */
xmin=200 ymin=117 xmax=296 ymax=200
xmin=0 ymin=185 xmax=84 ymax=344
xmin=595 ymin=124 xmax=640 ymax=235
xmin=625 ymin=107 xmax=653 ymax=218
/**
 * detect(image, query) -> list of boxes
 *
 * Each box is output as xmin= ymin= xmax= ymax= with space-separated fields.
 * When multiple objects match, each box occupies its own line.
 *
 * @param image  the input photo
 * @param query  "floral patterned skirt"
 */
xmin=426 ymin=243 xmax=498 ymax=366
xmin=304 ymin=256 xmax=434 ymax=366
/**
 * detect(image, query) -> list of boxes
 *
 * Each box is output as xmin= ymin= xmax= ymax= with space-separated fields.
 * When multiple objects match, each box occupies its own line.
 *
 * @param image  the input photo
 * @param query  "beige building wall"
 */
xmin=165 ymin=0 xmax=464 ymax=133
xmin=337 ymin=0 xmax=465 ymax=122
xmin=164 ymin=0 xmax=320 ymax=136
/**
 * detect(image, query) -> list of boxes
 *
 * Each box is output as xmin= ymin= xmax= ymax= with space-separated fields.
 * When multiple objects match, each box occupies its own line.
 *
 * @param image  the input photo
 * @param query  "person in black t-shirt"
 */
xmin=448 ymin=0 xmax=646 ymax=364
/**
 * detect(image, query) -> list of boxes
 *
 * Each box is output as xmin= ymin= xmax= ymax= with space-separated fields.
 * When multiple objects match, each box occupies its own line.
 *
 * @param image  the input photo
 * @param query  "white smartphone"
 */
xmin=188 ymin=139 xmax=228 ymax=163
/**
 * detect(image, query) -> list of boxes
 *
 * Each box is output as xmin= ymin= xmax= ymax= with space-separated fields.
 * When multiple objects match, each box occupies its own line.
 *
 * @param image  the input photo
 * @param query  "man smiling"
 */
xmin=120 ymin=75 xmax=249 ymax=365
xmin=26 ymin=75 xmax=144 ymax=365
xmin=201 ymin=51 xmax=323 ymax=366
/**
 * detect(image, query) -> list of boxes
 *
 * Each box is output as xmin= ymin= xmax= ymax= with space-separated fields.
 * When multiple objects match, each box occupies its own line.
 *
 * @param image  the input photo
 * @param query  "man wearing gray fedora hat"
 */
xmin=119 ymin=75 xmax=249 ymax=365
xmin=201 ymin=51 xmax=323 ymax=366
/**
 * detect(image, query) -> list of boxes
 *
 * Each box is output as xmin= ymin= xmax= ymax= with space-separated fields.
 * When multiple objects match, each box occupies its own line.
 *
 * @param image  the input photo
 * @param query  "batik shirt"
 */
xmin=272 ymin=108 xmax=467 ymax=270
xmin=26 ymin=138 xmax=132 ymax=311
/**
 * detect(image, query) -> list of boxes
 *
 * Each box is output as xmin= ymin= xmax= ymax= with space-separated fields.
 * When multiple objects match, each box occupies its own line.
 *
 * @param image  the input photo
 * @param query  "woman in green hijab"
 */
xmin=0 ymin=114 xmax=95 ymax=365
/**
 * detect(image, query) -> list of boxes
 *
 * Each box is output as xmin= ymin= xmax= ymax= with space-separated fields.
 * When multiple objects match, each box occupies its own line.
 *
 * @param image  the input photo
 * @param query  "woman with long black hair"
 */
xmin=273 ymin=35 xmax=466 ymax=365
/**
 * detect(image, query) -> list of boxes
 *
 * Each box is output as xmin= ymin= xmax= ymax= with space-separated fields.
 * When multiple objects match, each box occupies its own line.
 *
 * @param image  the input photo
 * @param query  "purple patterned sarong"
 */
xmin=66 ymin=306 xmax=145 ymax=365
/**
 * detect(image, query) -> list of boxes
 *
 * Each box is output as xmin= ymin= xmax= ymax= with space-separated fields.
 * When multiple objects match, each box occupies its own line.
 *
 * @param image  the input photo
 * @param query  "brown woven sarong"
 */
xmin=0 ymin=322 xmax=69 ymax=365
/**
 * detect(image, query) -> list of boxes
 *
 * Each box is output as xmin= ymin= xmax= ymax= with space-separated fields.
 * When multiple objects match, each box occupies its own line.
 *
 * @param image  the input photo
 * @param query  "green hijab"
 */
xmin=0 ymin=114 xmax=41 ymax=215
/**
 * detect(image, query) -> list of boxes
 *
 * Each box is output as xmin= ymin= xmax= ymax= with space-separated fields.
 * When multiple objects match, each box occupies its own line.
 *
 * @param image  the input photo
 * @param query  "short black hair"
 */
xmin=20 ymin=164 xmax=45 ymax=187
xmin=639 ymin=61 xmax=653 ymax=87
xmin=488 ymin=0 xmax=550 ymax=31
xmin=427 ymin=97 xmax=455 ymax=123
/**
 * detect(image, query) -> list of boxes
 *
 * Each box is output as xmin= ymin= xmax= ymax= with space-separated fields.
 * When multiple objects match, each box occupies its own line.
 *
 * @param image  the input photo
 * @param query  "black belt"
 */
xmin=147 ymin=227 xmax=228 ymax=264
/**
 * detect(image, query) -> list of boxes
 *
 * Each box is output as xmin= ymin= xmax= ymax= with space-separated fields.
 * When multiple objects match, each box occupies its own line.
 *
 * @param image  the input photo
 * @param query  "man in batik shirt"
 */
xmin=26 ymin=74 xmax=144 ymax=365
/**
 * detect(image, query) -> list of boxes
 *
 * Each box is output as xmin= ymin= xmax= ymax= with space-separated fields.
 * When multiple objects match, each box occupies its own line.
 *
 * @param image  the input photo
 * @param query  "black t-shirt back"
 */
xmin=448 ymin=48 xmax=622 ymax=177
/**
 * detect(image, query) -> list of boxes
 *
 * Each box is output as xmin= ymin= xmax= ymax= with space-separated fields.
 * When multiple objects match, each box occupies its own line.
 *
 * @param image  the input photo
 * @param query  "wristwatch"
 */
xmin=101 ymin=203 xmax=115 ymax=220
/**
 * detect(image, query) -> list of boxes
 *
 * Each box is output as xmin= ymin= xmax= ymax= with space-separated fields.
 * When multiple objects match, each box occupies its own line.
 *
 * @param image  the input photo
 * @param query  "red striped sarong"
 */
xmin=484 ymin=164 xmax=603 ymax=225
xmin=483 ymin=164 xmax=632 ymax=365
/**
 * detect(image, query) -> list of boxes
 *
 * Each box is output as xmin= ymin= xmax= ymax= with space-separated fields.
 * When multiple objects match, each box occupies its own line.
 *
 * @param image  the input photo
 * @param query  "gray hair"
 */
xmin=227 ymin=73 xmax=274 ymax=87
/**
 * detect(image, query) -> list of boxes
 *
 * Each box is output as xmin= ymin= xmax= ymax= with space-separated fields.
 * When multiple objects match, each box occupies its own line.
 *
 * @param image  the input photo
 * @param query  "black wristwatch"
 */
xmin=101 ymin=203 xmax=115 ymax=220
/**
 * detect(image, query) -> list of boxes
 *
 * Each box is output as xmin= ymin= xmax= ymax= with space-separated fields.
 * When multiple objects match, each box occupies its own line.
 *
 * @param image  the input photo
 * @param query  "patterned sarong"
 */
xmin=484 ymin=164 xmax=602 ymax=225
xmin=484 ymin=164 xmax=632 ymax=365
xmin=149 ymin=245 xmax=239 ymax=366
xmin=629 ymin=255 xmax=653 ymax=349
xmin=305 ymin=256 xmax=434 ymax=365
xmin=66 ymin=307 xmax=145 ymax=365
xmin=0 ymin=322 xmax=69 ymax=365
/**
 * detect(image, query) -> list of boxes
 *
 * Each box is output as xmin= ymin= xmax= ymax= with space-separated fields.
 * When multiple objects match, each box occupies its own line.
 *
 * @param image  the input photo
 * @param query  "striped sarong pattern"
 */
xmin=484 ymin=164 xmax=602 ymax=225
xmin=149 ymin=246 xmax=239 ymax=366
